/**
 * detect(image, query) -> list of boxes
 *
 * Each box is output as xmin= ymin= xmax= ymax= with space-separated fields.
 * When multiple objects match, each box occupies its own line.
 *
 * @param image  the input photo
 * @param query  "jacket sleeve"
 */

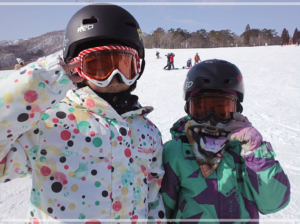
xmin=0 ymin=54 xmax=74 ymax=183
xmin=147 ymin=130 xmax=166 ymax=223
xmin=160 ymin=140 xmax=180 ymax=219
xmin=242 ymin=141 xmax=290 ymax=214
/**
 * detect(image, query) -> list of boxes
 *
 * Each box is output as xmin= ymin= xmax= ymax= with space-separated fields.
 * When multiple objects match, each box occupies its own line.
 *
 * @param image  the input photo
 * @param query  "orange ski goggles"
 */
xmin=72 ymin=46 xmax=140 ymax=87
xmin=189 ymin=93 xmax=237 ymax=123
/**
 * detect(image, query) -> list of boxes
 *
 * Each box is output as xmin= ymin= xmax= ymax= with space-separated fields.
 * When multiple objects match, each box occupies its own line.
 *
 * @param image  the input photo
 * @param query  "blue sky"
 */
xmin=0 ymin=0 xmax=299 ymax=41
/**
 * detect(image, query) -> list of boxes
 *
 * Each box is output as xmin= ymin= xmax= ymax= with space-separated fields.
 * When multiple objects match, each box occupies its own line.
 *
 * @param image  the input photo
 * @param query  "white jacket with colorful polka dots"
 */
xmin=0 ymin=54 xmax=166 ymax=223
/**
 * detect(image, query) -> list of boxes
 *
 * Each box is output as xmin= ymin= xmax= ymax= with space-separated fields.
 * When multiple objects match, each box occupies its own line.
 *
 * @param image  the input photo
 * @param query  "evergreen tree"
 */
xmin=152 ymin=27 xmax=166 ymax=48
xmin=242 ymin=24 xmax=251 ymax=46
xmin=281 ymin=28 xmax=290 ymax=45
xmin=190 ymin=29 xmax=209 ymax=48
xmin=260 ymin=29 xmax=278 ymax=45
xmin=208 ymin=30 xmax=217 ymax=47
xmin=292 ymin=28 xmax=299 ymax=44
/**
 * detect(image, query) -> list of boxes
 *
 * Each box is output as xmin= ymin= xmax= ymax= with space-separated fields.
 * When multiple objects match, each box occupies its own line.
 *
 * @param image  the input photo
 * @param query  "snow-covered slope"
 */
xmin=0 ymin=45 xmax=299 ymax=223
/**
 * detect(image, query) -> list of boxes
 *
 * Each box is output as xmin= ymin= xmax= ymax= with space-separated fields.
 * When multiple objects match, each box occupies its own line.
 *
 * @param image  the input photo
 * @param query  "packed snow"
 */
xmin=0 ymin=45 xmax=299 ymax=223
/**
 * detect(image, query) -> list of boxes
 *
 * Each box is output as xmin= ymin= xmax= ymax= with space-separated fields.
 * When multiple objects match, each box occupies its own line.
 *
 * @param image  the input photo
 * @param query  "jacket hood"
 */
xmin=170 ymin=116 xmax=191 ymax=140
xmin=61 ymin=86 xmax=153 ymax=122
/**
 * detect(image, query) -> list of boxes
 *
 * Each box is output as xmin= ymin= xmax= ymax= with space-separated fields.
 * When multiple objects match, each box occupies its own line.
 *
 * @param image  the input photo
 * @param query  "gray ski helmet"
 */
xmin=63 ymin=3 xmax=145 ymax=75
xmin=183 ymin=59 xmax=245 ymax=103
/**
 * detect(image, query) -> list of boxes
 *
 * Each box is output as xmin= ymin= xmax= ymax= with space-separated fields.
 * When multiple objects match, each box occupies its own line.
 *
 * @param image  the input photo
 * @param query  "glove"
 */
xmin=224 ymin=112 xmax=263 ymax=153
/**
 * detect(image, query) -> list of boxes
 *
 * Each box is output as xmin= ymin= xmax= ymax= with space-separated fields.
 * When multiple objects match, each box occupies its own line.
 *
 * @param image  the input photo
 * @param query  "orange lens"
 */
xmin=82 ymin=49 xmax=137 ymax=81
xmin=189 ymin=94 xmax=236 ymax=120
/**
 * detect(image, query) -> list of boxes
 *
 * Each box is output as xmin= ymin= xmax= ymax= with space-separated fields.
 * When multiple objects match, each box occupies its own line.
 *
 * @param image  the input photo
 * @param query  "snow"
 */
xmin=0 ymin=45 xmax=299 ymax=223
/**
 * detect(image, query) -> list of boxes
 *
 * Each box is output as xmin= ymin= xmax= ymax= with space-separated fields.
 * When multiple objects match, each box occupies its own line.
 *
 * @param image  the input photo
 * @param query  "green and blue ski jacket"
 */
xmin=161 ymin=116 xmax=290 ymax=224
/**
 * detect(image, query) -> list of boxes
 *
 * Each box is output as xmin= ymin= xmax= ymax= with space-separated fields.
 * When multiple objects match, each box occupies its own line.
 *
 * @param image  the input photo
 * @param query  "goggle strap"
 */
xmin=139 ymin=59 xmax=146 ymax=77
xmin=237 ymin=101 xmax=243 ymax=113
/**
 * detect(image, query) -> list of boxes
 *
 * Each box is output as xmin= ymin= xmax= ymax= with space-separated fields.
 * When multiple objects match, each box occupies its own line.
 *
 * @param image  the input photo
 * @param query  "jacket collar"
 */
xmin=61 ymin=86 xmax=153 ymax=122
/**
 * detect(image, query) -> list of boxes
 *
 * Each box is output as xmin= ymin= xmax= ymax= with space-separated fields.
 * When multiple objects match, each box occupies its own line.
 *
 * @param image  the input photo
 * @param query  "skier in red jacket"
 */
xmin=170 ymin=53 xmax=175 ymax=69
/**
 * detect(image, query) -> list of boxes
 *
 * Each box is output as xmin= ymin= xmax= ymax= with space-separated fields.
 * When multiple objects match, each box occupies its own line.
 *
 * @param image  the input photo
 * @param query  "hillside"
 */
xmin=0 ymin=30 xmax=64 ymax=70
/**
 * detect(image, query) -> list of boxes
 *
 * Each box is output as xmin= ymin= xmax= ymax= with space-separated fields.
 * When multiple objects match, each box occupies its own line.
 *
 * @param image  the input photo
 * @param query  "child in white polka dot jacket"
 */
xmin=0 ymin=4 xmax=166 ymax=224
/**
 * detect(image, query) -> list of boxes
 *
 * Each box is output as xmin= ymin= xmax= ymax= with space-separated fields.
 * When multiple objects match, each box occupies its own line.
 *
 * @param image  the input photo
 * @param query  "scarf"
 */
xmin=185 ymin=120 xmax=229 ymax=178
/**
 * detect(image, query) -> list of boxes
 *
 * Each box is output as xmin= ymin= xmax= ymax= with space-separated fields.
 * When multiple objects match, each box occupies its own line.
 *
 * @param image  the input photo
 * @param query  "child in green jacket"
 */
xmin=161 ymin=59 xmax=290 ymax=223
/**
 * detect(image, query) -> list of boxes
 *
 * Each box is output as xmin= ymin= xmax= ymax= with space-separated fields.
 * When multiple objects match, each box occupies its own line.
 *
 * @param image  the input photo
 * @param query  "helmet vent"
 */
xmin=220 ymin=60 xmax=228 ymax=64
xmin=82 ymin=16 xmax=98 ymax=25
xmin=125 ymin=21 xmax=137 ymax=28
xmin=203 ymin=79 xmax=210 ymax=83
xmin=223 ymin=79 xmax=231 ymax=84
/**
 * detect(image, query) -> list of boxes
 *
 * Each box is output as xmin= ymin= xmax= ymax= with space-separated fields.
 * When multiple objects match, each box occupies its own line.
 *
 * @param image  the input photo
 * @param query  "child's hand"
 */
xmin=224 ymin=112 xmax=263 ymax=152
xmin=62 ymin=61 xmax=84 ymax=83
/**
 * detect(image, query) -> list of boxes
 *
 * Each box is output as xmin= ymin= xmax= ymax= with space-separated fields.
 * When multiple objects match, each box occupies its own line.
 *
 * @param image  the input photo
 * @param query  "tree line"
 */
xmin=143 ymin=24 xmax=300 ymax=49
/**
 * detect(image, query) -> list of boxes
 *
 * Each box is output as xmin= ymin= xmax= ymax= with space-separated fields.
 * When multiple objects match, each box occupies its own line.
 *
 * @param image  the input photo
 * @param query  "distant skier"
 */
xmin=164 ymin=53 xmax=171 ymax=70
xmin=156 ymin=51 xmax=160 ymax=59
xmin=194 ymin=52 xmax=201 ymax=64
xmin=161 ymin=59 xmax=290 ymax=223
xmin=187 ymin=58 xmax=192 ymax=67
xmin=170 ymin=53 xmax=175 ymax=69
xmin=14 ymin=58 xmax=25 ymax=70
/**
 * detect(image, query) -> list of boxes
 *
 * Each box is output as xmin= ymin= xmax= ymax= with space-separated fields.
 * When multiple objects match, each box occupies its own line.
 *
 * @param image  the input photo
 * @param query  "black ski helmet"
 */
xmin=183 ymin=59 xmax=245 ymax=112
xmin=63 ymin=3 xmax=145 ymax=75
